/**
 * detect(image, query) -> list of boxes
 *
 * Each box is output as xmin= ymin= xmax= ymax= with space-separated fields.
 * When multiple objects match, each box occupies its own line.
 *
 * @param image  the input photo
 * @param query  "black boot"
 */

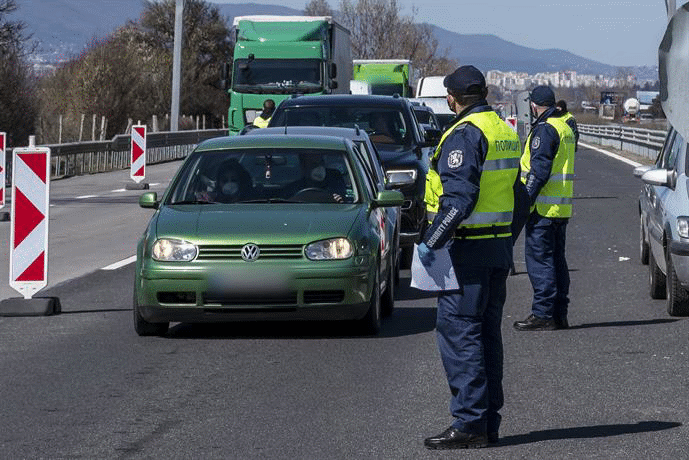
xmin=424 ymin=427 xmax=488 ymax=450
xmin=513 ymin=314 xmax=557 ymax=331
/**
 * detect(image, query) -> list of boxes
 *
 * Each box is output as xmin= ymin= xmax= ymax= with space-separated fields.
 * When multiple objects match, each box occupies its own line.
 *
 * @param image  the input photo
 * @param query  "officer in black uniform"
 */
xmin=514 ymin=86 xmax=575 ymax=331
xmin=418 ymin=65 xmax=520 ymax=449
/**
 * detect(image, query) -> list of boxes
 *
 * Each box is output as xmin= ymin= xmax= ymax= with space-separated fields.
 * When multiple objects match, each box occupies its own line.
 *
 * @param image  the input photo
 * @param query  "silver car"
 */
xmin=635 ymin=126 xmax=689 ymax=316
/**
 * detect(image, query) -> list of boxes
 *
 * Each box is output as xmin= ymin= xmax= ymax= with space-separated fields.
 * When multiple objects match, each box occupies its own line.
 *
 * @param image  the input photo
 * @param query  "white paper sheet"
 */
xmin=410 ymin=243 xmax=459 ymax=291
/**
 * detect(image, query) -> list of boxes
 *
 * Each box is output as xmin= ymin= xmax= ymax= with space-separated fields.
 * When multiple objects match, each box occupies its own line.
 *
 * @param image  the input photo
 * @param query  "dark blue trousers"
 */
xmin=524 ymin=213 xmax=570 ymax=320
xmin=436 ymin=265 xmax=508 ymax=435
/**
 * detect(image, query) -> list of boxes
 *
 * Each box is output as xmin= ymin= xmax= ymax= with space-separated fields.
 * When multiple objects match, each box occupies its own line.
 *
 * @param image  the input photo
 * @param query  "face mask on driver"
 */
xmin=222 ymin=181 xmax=239 ymax=196
xmin=310 ymin=165 xmax=326 ymax=182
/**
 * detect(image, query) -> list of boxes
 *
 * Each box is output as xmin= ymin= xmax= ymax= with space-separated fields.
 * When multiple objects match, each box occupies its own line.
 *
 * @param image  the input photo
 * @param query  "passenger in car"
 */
xmin=368 ymin=112 xmax=397 ymax=144
xmin=283 ymin=155 xmax=347 ymax=203
xmin=197 ymin=159 xmax=252 ymax=203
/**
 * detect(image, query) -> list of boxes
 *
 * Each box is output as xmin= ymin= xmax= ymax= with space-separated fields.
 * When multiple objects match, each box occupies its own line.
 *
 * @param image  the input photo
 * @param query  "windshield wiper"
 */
xmin=170 ymin=200 xmax=216 ymax=205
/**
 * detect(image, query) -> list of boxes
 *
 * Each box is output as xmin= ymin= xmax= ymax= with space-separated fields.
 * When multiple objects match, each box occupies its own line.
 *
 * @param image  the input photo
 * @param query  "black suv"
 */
xmin=269 ymin=94 xmax=440 ymax=263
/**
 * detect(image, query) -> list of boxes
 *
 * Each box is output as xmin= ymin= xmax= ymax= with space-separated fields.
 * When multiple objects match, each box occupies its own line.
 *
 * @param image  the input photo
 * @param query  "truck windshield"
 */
xmin=370 ymin=83 xmax=404 ymax=96
xmin=233 ymin=59 xmax=322 ymax=94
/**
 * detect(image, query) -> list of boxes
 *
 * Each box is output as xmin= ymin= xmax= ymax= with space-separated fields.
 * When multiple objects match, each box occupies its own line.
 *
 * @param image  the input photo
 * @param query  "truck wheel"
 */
xmin=666 ymin=254 xmax=689 ymax=316
xmin=133 ymin=292 xmax=169 ymax=337
xmin=649 ymin=251 xmax=666 ymax=300
xmin=639 ymin=215 xmax=649 ymax=265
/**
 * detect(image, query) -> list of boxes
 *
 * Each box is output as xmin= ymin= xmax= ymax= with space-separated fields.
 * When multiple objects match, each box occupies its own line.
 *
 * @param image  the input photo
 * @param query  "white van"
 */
xmin=415 ymin=76 xmax=446 ymax=98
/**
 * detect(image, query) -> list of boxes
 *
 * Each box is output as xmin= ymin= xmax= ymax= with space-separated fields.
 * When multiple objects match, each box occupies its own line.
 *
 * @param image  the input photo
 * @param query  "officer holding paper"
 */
xmin=418 ymin=65 xmax=521 ymax=449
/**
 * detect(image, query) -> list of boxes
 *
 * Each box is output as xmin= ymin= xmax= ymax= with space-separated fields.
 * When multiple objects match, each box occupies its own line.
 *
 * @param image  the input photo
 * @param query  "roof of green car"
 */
xmin=194 ymin=133 xmax=350 ymax=152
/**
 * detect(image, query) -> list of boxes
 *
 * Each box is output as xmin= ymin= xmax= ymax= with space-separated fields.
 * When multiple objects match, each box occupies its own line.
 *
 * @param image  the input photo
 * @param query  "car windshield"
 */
xmin=272 ymin=106 xmax=412 ymax=148
xmin=233 ymin=59 xmax=323 ymax=94
xmin=167 ymin=148 xmax=359 ymax=205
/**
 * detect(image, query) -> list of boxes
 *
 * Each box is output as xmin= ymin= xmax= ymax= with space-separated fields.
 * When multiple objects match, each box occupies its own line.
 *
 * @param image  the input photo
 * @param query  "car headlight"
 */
xmin=386 ymin=168 xmax=417 ymax=187
xmin=305 ymin=238 xmax=353 ymax=260
xmin=678 ymin=217 xmax=689 ymax=239
xmin=152 ymin=238 xmax=198 ymax=261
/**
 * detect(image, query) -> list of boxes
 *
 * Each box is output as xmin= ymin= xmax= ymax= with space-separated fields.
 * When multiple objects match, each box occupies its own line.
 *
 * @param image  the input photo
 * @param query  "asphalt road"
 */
xmin=0 ymin=144 xmax=687 ymax=459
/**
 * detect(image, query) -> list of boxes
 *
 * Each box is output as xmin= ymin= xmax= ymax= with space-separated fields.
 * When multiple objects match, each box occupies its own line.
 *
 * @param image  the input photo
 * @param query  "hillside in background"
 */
xmin=15 ymin=0 xmax=657 ymax=79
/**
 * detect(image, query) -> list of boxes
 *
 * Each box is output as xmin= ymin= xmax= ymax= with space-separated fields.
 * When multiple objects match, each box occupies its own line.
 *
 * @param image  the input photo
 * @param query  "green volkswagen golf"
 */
xmin=134 ymin=134 xmax=404 ymax=336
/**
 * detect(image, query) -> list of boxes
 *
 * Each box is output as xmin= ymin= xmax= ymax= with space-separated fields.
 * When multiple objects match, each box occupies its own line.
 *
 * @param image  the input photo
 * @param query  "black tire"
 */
xmin=133 ymin=292 xmax=169 ymax=336
xmin=666 ymin=254 xmax=689 ymax=316
xmin=357 ymin=271 xmax=381 ymax=335
xmin=381 ymin=260 xmax=395 ymax=317
xmin=649 ymin=250 xmax=667 ymax=300
xmin=640 ymin=215 xmax=649 ymax=265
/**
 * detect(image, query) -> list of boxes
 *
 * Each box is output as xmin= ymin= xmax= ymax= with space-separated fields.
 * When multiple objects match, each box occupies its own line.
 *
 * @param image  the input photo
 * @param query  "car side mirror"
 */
xmin=371 ymin=190 xmax=404 ymax=208
xmin=641 ymin=168 xmax=676 ymax=188
xmin=139 ymin=192 xmax=159 ymax=209
xmin=386 ymin=169 xmax=417 ymax=188
xmin=422 ymin=126 xmax=442 ymax=146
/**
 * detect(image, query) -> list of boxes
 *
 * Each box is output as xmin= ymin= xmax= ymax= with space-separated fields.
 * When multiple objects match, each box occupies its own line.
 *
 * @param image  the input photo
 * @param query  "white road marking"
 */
xmin=111 ymin=188 xmax=127 ymax=193
xmin=102 ymin=255 xmax=137 ymax=270
xmin=579 ymin=142 xmax=642 ymax=167
xmin=75 ymin=194 xmax=98 ymax=199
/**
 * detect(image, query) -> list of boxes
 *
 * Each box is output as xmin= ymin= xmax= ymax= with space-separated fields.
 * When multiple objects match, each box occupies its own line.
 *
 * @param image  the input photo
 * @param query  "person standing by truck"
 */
xmin=555 ymin=100 xmax=579 ymax=152
xmin=253 ymin=99 xmax=275 ymax=128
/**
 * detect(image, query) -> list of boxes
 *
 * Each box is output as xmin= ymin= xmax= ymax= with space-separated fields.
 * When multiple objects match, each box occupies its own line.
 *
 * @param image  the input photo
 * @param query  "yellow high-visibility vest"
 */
xmin=520 ymin=117 xmax=575 ymax=218
xmin=425 ymin=110 xmax=521 ymax=239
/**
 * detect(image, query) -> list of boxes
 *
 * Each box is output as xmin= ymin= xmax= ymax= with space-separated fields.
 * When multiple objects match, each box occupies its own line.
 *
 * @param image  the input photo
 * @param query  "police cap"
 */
xmin=443 ymin=65 xmax=486 ymax=95
xmin=530 ymin=86 xmax=556 ymax=106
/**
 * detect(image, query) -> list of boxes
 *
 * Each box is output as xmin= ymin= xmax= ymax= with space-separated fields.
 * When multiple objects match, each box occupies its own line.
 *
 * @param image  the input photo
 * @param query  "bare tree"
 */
xmin=0 ymin=0 xmax=37 ymax=146
xmin=304 ymin=0 xmax=334 ymax=16
xmin=338 ymin=0 xmax=454 ymax=77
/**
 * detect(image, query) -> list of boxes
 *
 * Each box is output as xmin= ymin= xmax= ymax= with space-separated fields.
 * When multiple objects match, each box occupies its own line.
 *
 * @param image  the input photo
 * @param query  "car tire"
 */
xmin=666 ymin=254 xmax=689 ymax=316
xmin=358 ymin=271 xmax=381 ymax=335
xmin=649 ymin=250 xmax=667 ymax=300
xmin=640 ymin=215 xmax=649 ymax=265
xmin=133 ymin=292 xmax=169 ymax=336
xmin=381 ymin=260 xmax=395 ymax=317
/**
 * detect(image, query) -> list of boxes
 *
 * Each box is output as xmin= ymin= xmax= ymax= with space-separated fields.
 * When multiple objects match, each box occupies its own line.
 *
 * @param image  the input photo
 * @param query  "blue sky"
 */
xmin=215 ymin=0 xmax=669 ymax=67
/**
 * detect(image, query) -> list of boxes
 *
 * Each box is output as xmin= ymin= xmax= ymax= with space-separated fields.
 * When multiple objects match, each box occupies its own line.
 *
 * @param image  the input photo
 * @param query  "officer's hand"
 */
xmin=417 ymin=242 xmax=435 ymax=266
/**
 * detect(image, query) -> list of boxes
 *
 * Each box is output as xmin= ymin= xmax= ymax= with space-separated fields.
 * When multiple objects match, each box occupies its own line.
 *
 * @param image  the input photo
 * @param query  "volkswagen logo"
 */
xmin=241 ymin=243 xmax=260 ymax=262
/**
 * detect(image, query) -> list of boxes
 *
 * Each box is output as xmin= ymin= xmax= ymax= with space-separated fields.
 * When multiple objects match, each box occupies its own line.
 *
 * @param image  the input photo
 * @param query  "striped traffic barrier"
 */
xmin=0 ymin=136 xmax=60 ymax=316
xmin=0 ymin=132 xmax=8 ymax=221
xmin=126 ymin=125 xmax=149 ymax=190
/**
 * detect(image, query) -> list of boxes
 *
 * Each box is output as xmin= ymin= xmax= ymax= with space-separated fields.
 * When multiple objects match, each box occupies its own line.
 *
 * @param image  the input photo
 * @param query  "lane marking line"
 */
xmin=75 ymin=194 xmax=99 ymax=199
xmin=579 ymin=142 xmax=642 ymax=167
xmin=102 ymin=255 xmax=136 ymax=270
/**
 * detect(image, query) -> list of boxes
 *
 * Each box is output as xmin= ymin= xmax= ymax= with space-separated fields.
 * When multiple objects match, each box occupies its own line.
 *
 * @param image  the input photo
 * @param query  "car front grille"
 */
xmin=196 ymin=244 xmax=304 ymax=260
xmin=202 ymin=292 xmax=299 ymax=305
xmin=303 ymin=290 xmax=345 ymax=304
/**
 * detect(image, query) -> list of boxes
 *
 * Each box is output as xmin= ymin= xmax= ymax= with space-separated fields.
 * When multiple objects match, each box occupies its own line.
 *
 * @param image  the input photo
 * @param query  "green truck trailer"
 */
xmin=222 ymin=16 xmax=352 ymax=135
xmin=352 ymin=59 xmax=413 ymax=97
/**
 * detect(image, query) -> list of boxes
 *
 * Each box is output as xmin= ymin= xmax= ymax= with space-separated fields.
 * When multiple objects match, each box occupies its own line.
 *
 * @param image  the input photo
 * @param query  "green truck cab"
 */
xmin=222 ymin=16 xmax=352 ymax=135
xmin=352 ymin=59 xmax=413 ymax=98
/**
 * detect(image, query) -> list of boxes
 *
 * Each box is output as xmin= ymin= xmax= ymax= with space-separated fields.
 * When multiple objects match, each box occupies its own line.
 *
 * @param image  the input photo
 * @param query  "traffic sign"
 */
xmin=131 ymin=125 xmax=146 ymax=183
xmin=9 ymin=145 xmax=50 ymax=299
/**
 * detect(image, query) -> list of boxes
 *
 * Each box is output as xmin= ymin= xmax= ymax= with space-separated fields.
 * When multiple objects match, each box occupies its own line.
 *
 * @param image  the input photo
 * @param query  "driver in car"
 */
xmin=284 ymin=155 xmax=347 ymax=203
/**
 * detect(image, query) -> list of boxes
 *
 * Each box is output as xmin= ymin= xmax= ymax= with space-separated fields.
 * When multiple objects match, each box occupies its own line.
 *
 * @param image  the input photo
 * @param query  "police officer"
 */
xmin=556 ymin=99 xmax=579 ymax=152
xmin=253 ymin=99 xmax=275 ymax=128
xmin=514 ymin=86 xmax=575 ymax=331
xmin=419 ymin=65 xmax=520 ymax=449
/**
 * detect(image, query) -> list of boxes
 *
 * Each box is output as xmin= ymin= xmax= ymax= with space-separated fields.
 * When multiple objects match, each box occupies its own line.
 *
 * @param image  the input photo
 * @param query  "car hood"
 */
xmin=153 ymin=204 xmax=364 ymax=244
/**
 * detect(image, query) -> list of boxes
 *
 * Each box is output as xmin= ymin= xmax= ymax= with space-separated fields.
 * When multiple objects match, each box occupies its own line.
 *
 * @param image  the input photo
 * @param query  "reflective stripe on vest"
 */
xmin=424 ymin=110 xmax=521 ymax=239
xmin=520 ymin=117 xmax=575 ymax=218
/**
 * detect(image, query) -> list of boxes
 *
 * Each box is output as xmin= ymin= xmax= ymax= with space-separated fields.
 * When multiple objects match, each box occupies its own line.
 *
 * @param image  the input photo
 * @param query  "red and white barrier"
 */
xmin=0 ymin=132 xmax=6 ymax=209
xmin=9 ymin=143 xmax=50 ymax=299
xmin=131 ymin=125 xmax=146 ymax=183
xmin=506 ymin=116 xmax=518 ymax=132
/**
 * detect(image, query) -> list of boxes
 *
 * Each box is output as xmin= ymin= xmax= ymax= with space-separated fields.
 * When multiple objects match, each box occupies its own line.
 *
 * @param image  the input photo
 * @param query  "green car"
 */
xmin=134 ymin=134 xmax=404 ymax=336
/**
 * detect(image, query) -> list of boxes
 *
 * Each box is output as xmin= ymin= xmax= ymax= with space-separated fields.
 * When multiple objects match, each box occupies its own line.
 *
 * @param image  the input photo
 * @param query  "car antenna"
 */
xmin=354 ymin=124 xmax=360 ymax=136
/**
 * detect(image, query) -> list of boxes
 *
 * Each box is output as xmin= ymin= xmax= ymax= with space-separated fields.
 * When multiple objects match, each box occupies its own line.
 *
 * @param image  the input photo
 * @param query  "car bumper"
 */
xmin=136 ymin=264 xmax=373 ymax=323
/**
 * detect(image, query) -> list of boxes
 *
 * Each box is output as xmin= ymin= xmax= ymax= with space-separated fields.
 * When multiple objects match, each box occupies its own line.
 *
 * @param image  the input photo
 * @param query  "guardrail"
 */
xmin=3 ymin=129 xmax=228 ymax=185
xmin=578 ymin=123 xmax=667 ymax=160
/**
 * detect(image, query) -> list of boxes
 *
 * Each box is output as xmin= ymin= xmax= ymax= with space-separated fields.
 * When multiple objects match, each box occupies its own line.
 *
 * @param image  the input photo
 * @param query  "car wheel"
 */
xmin=649 ymin=250 xmax=667 ymax=300
xmin=133 ymin=291 xmax=169 ymax=336
xmin=357 ymin=271 xmax=381 ymax=335
xmin=666 ymin=254 xmax=689 ymax=316
xmin=381 ymin=260 xmax=395 ymax=317
xmin=639 ymin=215 xmax=649 ymax=265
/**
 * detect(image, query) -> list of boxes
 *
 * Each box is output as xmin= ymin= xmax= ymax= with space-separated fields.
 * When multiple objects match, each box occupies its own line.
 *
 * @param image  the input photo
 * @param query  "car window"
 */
xmin=352 ymin=145 xmax=376 ymax=199
xmin=274 ymin=106 xmax=412 ymax=147
xmin=665 ymin=130 xmax=685 ymax=171
xmin=657 ymin=129 xmax=676 ymax=168
xmin=354 ymin=140 xmax=386 ymax=188
xmin=166 ymin=148 xmax=359 ymax=204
